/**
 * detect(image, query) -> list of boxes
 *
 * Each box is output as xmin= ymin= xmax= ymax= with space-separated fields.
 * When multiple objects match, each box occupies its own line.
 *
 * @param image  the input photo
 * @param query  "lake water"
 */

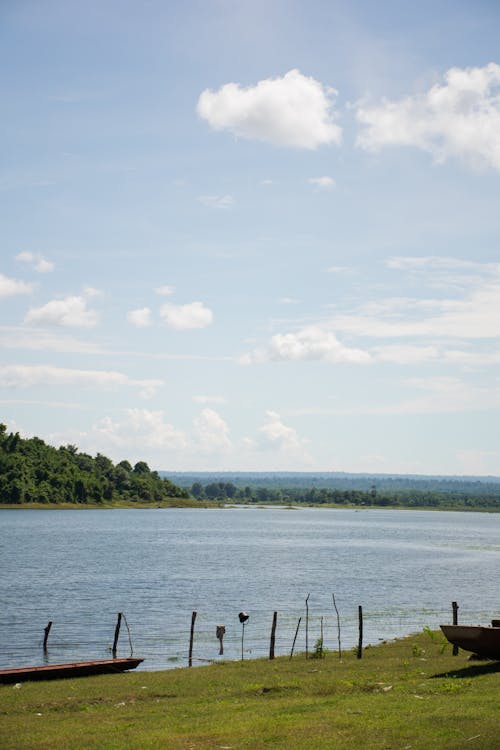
xmin=0 ymin=507 xmax=499 ymax=671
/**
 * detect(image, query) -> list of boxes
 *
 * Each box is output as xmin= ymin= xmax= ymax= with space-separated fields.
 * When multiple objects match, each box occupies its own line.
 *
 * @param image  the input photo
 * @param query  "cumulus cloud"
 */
xmin=160 ymin=300 xmax=213 ymax=330
xmin=308 ymin=176 xmax=336 ymax=189
xmin=0 ymin=273 xmax=34 ymax=297
xmin=93 ymin=409 xmax=187 ymax=451
xmin=197 ymin=69 xmax=342 ymax=149
xmin=198 ymin=194 xmax=234 ymax=209
xmin=0 ymin=364 xmax=163 ymax=398
xmin=356 ymin=63 xmax=500 ymax=170
xmin=25 ymin=295 xmax=99 ymax=328
xmin=127 ymin=307 xmax=152 ymax=328
xmin=193 ymin=408 xmax=231 ymax=452
xmin=257 ymin=411 xmax=308 ymax=453
xmin=16 ymin=251 xmax=54 ymax=273
xmin=241 ymin=325 xmax=371 ymax=365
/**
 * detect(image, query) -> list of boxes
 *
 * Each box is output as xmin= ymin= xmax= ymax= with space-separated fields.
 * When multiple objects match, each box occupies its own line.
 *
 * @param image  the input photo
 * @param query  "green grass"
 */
xmin=1 ymin=631 xmax=499 ymax=749
xmin=0 ymin=498 xmax=220 ymax=510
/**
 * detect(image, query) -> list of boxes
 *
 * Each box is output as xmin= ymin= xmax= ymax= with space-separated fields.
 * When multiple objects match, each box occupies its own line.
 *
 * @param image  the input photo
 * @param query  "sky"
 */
xmin=1 ymin=0 xmax=500 ymax=475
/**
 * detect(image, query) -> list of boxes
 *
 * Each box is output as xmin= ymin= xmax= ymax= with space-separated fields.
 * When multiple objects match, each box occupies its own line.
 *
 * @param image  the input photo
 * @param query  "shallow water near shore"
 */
xmin=0 ymin=506 xmax=499 ymax=671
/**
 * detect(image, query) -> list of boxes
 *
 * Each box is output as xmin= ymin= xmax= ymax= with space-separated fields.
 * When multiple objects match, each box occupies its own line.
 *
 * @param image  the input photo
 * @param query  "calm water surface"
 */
xmin=0 ymin=507 xmax=499 ymax=670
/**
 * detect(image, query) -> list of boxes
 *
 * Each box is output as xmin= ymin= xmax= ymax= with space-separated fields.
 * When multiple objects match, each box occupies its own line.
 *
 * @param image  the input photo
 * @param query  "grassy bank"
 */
xmin=1 ymin=631 xmax=499 ymax=749
xmin=0 ymin=498 xmax=221 ymax=510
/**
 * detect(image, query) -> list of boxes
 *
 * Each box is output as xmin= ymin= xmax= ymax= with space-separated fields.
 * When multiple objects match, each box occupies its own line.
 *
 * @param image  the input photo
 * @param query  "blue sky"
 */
xmin=1 ymin=0 xmax=500 ymax=474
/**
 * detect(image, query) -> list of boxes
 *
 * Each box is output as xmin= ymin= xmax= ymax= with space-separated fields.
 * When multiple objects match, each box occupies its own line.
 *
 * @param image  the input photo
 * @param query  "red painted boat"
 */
xmin=440 ymin=621 xmax=500 ymax=659
xmin=0 ymin=657 xmax=144 ymax=684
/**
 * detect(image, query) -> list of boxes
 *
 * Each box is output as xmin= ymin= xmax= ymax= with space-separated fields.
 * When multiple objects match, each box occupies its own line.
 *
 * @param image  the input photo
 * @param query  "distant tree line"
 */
xmin=189 ymin=480 xmax=500 ymax=510
xmin=0 ymin=425 xmax=188 ymax=505
xmin=166 ymin=471 xmax=500 ymax=496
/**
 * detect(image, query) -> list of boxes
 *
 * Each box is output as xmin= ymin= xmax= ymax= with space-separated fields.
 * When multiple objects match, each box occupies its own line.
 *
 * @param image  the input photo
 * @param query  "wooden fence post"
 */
xmin=357 ymin=606 xmax=363 ymax=659
xmin=452 ymin=601 xmax=459 ymax=656
xmin=43 ymin=621 xmax=52 ymax=651
xmin=269 ymin=611 xmax=277 ymax=659
xmin=305 ymin=593 xmax=310 ymax=659
xmin=112 ymin=612 xmax=122 ymax=658
xmin=216 ymin=625 xmax=225 ymax=655
xmin=189 ymin=611 xmax=197 ymax=667
xmin=290 ymin=617 xmax=301 ymax=659
xmin=332 ymin=593 xmax=342 ymax=661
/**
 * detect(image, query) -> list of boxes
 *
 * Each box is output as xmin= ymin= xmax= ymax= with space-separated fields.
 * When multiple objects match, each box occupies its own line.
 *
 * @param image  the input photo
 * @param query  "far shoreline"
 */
xmin=1 ymin=501 xmax=498 ymax=513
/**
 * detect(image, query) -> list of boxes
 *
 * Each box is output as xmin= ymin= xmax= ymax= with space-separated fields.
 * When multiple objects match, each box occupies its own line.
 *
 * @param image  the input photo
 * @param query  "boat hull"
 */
xmin=440 ymin=625 xmax=500 ymax=659
xmin=0 ymin=657 xmax=144 ymax=684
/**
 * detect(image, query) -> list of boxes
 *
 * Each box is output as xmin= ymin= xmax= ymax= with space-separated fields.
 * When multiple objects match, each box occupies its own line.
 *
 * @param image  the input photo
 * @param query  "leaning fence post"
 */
xmin=357 ymin=606 xmax=363 ymax=659
xmin=452 ymin=601 xmax=459 ymax=656
xmin=290 ymin=617 xmax=301 ymax=659
xmin=269 ymin=611 xmax=277 ymax=660
xmin=43 ymin=621 xmax=52 ymax=651
xmin=332 ymin=593 xmax=342 ymax=661
xmin=305 ymin=593 xmax=310 ymax=659
xmin=189 ymin=611 xmax=197 ymax=667
xmin=112 ymin=612 xmax=122 ymax=658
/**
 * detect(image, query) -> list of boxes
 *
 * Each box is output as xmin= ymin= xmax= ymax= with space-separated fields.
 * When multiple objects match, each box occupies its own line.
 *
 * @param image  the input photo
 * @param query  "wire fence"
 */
xmin=1 ymin=599 xmax=495 ymax=672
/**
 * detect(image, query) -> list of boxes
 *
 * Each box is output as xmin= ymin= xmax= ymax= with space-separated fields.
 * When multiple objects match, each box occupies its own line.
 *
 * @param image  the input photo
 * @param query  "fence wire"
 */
xmin=1 ymin=601 xmax=494 ymax=671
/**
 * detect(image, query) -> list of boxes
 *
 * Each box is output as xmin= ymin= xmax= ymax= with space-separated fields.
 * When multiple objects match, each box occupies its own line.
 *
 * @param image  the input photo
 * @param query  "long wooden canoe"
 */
xmin=0 ymin=657 xmax=144 ymax=684
xmin=440 ymin=624 xmax=500 ymax=659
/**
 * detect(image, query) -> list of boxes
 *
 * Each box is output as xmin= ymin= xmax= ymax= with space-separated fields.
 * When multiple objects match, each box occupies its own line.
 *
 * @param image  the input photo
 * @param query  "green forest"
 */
xmin=0 ymin=425 xmax=188 ymax=505
xmin=187 ymin=479 xmax=500 ymax=510
xmin=1 ymin=424 xmax=499 ymax=510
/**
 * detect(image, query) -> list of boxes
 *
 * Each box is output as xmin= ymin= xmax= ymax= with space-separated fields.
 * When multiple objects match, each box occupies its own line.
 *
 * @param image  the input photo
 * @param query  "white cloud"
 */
xmin=0 ymin=273 xmax=34 ymax=297
xmin=308 ymin=176 xmax=336 ymax=189
xmin=257 ymin=411 xmax=308 ymax=453
xmin=83 ymin=286 xmax=103 ymax=298
xmin=332 ymin=276 xmax=500 ymax=339
xmin=193 ymin=408 xmax=231 ymax=452
xmin=160 ymin=300 xmax=213 ymax=330
xmin=197 ymin=69 xmax=342 ymax=149
xmin=356 ymin=63 xmax=500 ymax=171
xmin=193 ymin=395 xmax=227 ymax=405
xmin=378 ymin=377 xmax=500 ymax=415
xmin=198 ymin=194 xmax=234 ymax=209
xmin=241 ymin=325 xmax=371 ymax=365
xmin=16 ymin=251 xmax=55 ymax=273
xmin=0 ymin=326 xmax=103 ymax=354
xmin=0 ymin=364 xmax=163 ymax=398
xmin=371 ymin=344 xmax=440 ymax=364
xmin=127 ymin=307 xmax=152 ymax=328
xmin=92 ymin=409 xmax=187 ymax=451
xmin=385 ymin=256 xmax=499 ymax=273
xmin=155 ymin=285 xmax=175 ymax=296
xmin=25 ymin=295 xmax=99 ymax=328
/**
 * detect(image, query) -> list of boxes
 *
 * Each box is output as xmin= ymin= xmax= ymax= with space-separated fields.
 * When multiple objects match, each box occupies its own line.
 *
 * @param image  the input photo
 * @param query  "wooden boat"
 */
xmin=0 ymin=657 xmax=144 ymax=684
xmin=440 ymin=621 xmax=500 ymax=659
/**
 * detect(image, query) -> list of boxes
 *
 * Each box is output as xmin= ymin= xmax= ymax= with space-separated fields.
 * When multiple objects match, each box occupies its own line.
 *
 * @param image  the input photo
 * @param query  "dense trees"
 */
xmin=0 ymin=425 xmax=188 ymax=505
xmin=187 ymin=480 xmax=500 ymax=510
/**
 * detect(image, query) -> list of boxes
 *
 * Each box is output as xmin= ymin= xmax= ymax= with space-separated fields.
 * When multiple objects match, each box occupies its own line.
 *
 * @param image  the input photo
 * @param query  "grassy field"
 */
xmin=1 ymin=631 xmax=499 ymax=750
